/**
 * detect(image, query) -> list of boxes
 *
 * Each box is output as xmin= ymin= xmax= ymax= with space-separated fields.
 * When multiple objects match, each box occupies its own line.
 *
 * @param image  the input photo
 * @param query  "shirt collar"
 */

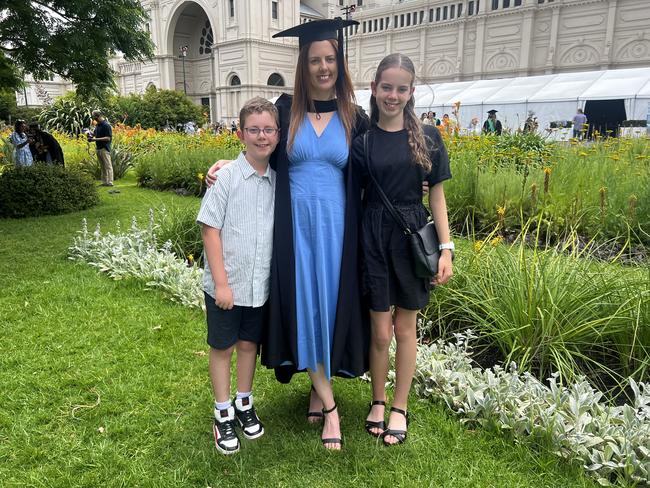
xmin=236 ymin=152 xmax=274 ymax=184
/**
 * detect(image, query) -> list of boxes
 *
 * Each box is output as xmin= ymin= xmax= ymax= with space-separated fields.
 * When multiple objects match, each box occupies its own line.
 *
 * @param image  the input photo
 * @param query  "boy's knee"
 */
xmin=372 ymin=330 xmax=393 ymax=351
xmin=236 ymin=340 xmax=258 ymax=354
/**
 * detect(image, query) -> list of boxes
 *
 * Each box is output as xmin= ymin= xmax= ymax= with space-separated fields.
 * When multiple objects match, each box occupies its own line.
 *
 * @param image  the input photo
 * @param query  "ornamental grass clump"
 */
xmin=425 ymin=223 xmax=650 ymax=390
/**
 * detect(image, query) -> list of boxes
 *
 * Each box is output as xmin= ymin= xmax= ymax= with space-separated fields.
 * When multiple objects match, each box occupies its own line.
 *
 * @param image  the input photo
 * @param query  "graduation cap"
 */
xmin=273 ymin=18 xmax=358 ymax=86
xmin=273 ymin=18 xmax=358 ymax=49
xmin=487 ymin=109 xmax=498 ymax=115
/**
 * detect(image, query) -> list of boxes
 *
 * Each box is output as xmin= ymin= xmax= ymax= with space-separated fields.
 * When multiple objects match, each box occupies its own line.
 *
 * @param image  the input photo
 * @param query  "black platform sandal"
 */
xmin=365 ymin=400 xmax=386 ymax=438
xmin=321 ymin=403 xmax=343 ymax=450
xmin=306 ymin=385 xmax=324 ymax=423
xmin=381 ymin=407 xmax=409 ymax=446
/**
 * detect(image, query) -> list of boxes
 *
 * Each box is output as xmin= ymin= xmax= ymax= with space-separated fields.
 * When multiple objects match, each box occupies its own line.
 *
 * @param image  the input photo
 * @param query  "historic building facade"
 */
xmin=18 ymin=0 xmax=650 ymax=123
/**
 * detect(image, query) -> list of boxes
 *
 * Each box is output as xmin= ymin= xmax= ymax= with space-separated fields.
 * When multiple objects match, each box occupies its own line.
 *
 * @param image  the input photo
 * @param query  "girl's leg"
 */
xmin=309 ymin=365 xmax=341 ymax=450
xmin=307 ymin=384 xmax=324 ymax=423
xmin=209 ymin=345 xmax=235 ymax=404
xmin=235 ymin=340 xmax=257 ymax=393
xmin=366 ymin=310 xmax=393 ymax=435
xmin=384 ymin=307 xmax=418 ymax=445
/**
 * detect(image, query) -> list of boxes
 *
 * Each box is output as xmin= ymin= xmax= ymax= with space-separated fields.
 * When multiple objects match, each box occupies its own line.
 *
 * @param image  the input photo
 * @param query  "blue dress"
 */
xmin=288 ymin=113 xmax=348 ymax=378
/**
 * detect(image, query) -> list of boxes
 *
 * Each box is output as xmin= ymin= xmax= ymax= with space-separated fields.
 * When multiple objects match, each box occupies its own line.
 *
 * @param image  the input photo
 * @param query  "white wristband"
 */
xmin=439 ymin=242 xmax=455 ymax=251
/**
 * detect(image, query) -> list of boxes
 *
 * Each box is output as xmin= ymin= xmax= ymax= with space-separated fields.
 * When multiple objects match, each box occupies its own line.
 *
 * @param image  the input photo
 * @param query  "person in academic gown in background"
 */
xmin=482 ymin=109 xmax=503 ymax=135
xmin=206 ymin=18 xmax=370 ymax=451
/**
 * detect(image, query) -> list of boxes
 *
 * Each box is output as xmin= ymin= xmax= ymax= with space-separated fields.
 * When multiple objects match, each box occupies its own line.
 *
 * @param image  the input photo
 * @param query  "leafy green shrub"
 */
xmin=108 ymin=87 xmax=206 ymax=129
xmin=0 ymin=164 xmax=99 ymax=218
xmin=135 ymin=146 xmax=240 ymax=195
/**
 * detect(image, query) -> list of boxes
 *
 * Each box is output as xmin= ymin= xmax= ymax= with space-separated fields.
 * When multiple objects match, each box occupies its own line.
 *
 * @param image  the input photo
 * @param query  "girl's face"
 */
xmin=307 ymin=40 xmax=338 ymax=100
xmin=371 ymin=67 xmax=415 ymax=124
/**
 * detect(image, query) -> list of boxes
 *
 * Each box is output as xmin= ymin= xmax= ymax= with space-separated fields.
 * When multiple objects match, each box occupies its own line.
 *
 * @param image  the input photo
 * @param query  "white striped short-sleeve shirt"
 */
xmin=197 ymin=152 xmax=276 ymax=307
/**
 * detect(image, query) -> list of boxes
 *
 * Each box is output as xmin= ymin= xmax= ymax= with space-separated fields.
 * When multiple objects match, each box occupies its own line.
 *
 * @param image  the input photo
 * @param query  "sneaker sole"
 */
xmin=213 ymin=424 xmax=240 ymax=455
xmin=238 ymin=419 xmax=264 ymax=440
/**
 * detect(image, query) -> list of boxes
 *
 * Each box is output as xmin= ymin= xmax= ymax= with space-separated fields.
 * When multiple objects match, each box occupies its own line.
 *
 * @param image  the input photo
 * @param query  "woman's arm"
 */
xmin=429 ymin=182 xmax=453 ymax=286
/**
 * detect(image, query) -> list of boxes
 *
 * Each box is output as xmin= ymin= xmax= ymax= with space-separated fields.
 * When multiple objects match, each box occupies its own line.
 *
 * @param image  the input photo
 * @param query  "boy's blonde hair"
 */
xmin=239 ymin=97 xmax=279 ymax=129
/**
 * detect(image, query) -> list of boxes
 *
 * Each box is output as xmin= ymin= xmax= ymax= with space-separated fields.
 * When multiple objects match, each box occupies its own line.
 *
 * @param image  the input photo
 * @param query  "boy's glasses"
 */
xmin=243 ymin=127 xmax=279 ymax=136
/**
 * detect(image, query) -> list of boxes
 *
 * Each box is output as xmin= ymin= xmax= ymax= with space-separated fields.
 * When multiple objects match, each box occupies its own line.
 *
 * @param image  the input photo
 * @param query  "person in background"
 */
xmin=573 ymin=108 xmax=588 ymax=140
xmin=482 ymin=109 xmax=502 ymax=135
xmin=28 ymin=123 xmax=64 ymax=165
xmin=467 ymin=116 xmax=480 ymax=135
xmin=9 ymin=120 xmax=34 ymax=166
xmin=87 ymin=110 xmax=113 ymax=186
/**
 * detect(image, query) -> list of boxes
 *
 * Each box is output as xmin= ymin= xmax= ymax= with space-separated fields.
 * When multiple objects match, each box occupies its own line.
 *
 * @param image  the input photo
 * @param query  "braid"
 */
xmin=403 ymin=98 xmax=431 ymax=172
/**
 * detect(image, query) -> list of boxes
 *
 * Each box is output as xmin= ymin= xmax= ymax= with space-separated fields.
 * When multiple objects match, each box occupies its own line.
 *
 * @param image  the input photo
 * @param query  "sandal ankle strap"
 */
xmin=322 ymin=403 xmax=338 ymax=415
xmin=371 ymin=400 xmax=386 ymax=406
xmin=390 ymin=406 xmax=407 ymax=418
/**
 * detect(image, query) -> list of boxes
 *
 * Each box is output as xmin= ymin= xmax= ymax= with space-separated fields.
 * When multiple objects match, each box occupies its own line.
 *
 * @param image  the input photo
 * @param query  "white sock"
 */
xmin=236 ymin=391 xmax=251 ymax=400
xmin=215 ymin=400 xmax=231 ymax=412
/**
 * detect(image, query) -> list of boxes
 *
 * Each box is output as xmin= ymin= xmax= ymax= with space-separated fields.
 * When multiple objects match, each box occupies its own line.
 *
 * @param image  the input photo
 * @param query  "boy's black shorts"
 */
xmin=204 ymin=292 xmax=267 ymax=350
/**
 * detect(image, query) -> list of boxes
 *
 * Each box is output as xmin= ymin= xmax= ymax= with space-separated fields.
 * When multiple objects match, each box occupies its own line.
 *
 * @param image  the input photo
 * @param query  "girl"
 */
xmin=352 ymin=53 xmax=454 ymax=446
xmin=206 ymin=19 xmax=370 ymax=451
xmin=10 ymin=120 xmax=34 ymax=167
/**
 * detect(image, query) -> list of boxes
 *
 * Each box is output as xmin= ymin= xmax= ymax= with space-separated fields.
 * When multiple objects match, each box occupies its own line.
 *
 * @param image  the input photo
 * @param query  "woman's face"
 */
xmin=307 ymin=40 xmax=338 ymax=100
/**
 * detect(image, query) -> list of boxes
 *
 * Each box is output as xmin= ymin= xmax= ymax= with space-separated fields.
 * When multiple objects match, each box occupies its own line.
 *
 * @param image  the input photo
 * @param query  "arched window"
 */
xmin=230 ymin=75 xmax=241 ymax=86
xmin=199 ymin=20 xmax=214 ymax=55
xmin=267 ymin=73 xmax=284 ymax=87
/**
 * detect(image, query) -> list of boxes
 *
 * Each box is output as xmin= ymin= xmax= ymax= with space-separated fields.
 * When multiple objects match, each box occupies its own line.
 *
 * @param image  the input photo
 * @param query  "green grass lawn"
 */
xmin=0 ymin=176 xmax=597 ymax=488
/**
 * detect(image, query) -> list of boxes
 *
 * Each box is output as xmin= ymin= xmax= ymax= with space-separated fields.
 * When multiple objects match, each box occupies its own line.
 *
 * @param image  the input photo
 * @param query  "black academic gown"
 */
xmin=482 ymin=119 xmax=503 ymax=135
xmin=261 ymin=93 xmax=371 ymax=383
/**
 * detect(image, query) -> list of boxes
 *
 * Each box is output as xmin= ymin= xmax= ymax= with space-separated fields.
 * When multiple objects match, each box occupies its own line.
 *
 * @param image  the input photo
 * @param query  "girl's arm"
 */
xmin=202 ymin=225 xmax=234 ymax=310
xmin=429 ymin=182 xmax=453 ymax=286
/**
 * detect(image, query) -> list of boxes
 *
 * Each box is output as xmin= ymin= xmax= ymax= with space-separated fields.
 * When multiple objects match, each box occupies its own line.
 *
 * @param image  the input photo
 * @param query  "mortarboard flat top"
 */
xmin=487 ymin=109 xmax=498 ymax=115
xmin=273 ymin=18 xmax=358 ymax=48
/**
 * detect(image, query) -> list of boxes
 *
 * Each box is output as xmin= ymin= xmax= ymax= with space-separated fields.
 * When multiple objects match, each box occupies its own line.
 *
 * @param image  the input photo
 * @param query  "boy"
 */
xmin=197 ymin=97 xmax=279 ymax=455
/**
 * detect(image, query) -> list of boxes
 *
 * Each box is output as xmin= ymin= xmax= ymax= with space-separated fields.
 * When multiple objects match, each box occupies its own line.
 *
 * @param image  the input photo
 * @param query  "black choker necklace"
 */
xmin=312 ymin=99 xmax=337 ymax=120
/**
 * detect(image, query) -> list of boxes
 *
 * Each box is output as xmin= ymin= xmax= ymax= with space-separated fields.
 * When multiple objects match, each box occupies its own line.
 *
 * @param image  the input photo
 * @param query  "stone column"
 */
xmin=545 ymin=5 xmax=560 ymax=74
xmin=602 ymin=0 xmax=618 ymax=68
xmin=519 ymin=9 xmax=535 ymax=75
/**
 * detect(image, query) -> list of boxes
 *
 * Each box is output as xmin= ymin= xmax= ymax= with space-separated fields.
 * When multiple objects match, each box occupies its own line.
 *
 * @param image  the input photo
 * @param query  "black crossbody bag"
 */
xmin=363 ymin=131 xmax=440 ymax=278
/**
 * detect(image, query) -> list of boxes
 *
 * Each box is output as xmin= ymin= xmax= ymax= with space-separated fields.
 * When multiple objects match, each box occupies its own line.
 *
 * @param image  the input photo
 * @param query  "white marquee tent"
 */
xmin=354 ymin=67 xmax=650 ymax=133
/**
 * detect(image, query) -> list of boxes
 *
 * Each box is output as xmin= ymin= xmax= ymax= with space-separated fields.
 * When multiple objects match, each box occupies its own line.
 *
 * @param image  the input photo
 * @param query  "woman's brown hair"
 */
xmin=288 ymin=40 xmax=357 ymax=152
xmin=370 ymin=53 xmax=431 ymax=172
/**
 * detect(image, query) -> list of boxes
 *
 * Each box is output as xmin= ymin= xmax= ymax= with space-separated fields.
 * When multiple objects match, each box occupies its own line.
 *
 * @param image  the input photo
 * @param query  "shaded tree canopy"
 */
xmin=0 ymin=1 xmax=154 ymax=97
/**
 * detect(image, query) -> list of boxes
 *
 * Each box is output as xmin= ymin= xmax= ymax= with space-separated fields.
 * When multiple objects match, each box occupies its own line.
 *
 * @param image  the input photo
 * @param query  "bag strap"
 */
xmin=363 ymin=131 xmax=412 ymax=235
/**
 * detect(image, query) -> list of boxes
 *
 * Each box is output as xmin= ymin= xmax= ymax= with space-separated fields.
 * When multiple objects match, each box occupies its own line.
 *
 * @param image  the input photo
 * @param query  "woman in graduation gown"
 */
xmin=207 ymin=19 xmax=370 ymax=450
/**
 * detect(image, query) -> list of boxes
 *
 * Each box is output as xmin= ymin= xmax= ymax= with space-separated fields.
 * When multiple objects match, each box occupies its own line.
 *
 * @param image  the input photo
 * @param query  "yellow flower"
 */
xmin=610 ymin=155 xmax=620 ymax=161
xmin=578 ymin=152 xmax=588 ymax=157
xmin=543 ymin=167 xmax=552 ymax=175
xmin=187 ymin=254 xmax=195 ymax=266
xmin=496 ymin=205 xmax=506 ymax=217
xmin=490 ymin=236 xmax=503 ymax=247
xmin=474 ymin=240 xmax=485 ymax=252
xmin=197 ymin=172 xmax=205 ymax=180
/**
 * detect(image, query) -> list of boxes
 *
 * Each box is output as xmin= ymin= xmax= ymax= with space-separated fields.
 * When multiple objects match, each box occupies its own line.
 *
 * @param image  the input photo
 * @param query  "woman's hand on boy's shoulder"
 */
xmin=206 ymin=159 xmax=232 ymax=187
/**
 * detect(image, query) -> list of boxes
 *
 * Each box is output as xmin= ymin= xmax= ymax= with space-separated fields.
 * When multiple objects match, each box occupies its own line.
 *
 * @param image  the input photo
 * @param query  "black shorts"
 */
xmin=204 ymin=292 xmax=267 ymax=350
xmin=361 ymin=202 xmax=431 ymax=312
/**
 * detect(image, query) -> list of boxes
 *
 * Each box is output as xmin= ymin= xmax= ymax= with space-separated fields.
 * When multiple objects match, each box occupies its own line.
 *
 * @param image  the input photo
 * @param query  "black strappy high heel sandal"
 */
xmin=381 ymin=407 xmax=409 ymax=446
xmin=364 ymin=400 xmax=386 ymax=438
xmin=321 ymin=403 xmax=343 ymax=450
xmin=306 ymin=385 xmax=324 ymax=423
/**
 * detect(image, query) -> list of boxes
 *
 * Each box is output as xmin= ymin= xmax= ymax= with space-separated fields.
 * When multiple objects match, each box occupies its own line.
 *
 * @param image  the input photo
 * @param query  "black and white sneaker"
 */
xmin=213 ymin=406 xmax=240 ymax=455
xmin=234 ymin=396 xmax=264 ymax=440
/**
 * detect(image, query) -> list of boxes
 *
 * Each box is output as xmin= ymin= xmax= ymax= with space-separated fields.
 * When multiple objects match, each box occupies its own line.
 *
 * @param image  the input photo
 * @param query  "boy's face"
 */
xmin=237 ymin=111 xmax=279 ymax=163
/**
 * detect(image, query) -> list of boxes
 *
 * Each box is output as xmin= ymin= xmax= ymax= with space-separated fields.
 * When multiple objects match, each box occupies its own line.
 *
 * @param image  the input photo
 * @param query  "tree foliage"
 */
xmin=0 ymin=1 xmax=154 ymax=97
xmin=109 ymin=87 xmax=206 ymax=129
